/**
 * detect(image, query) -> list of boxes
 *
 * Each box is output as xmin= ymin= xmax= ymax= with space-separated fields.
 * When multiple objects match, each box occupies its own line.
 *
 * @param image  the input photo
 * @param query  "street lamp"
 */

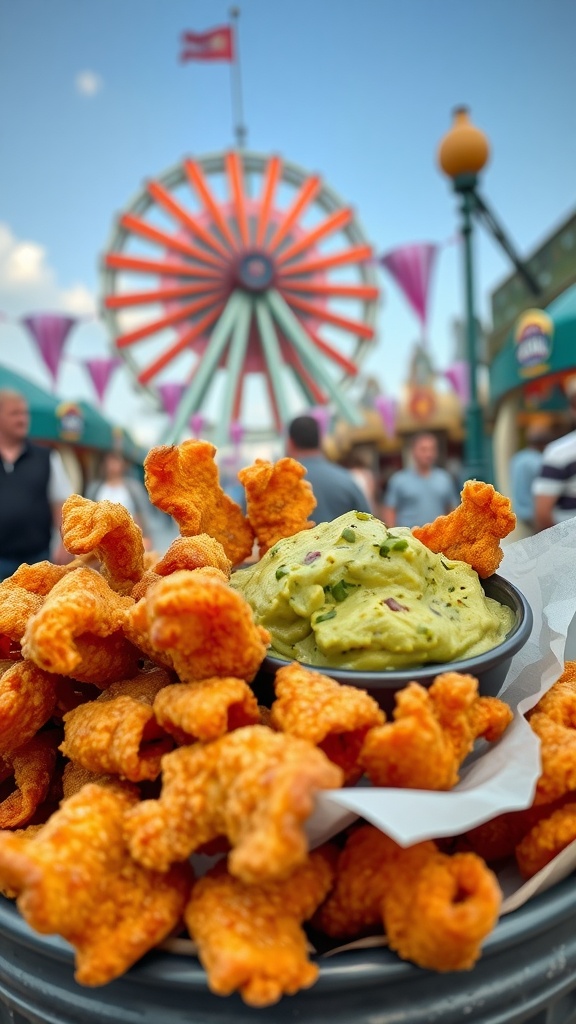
xmin=437 ymin=107 xmax=490 ymax=482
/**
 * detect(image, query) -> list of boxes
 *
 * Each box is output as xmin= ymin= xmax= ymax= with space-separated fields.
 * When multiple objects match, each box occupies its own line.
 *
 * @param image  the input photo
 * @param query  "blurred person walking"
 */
xmin=533 ymin=379 xmax=576 ymax=531
xmin=381 ymin=431 xmax=459 ymax=528
xmin=509 ymin=424 xmax=550 ymax=536
xmin=286 ymin=415 xmax=371 ymax=523
xmin=86 ymin=450 xmax=153 ymax=547
xmin=0 ymin=389 xmax=72 ymax=580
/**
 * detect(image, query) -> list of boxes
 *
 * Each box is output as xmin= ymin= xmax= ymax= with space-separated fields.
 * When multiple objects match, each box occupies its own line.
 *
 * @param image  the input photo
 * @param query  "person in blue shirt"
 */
xmin=381 ymin=431 xmax=459 ymax=528
xmin=286 ymin=415 xmax=371 ymax=524
xmin=510 ymin=425 xmax=550 ymax=534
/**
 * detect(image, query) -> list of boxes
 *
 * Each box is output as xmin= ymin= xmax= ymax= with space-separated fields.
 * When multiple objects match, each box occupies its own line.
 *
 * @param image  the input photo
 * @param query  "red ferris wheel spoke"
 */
xmin=104 ymin=252 xmax=223 ymax=280
xmin=137 ymin=303 xmax=225 ymax=384
xmin=185 ymin=159 xmax=239 ymax=253
xmin=277 ymin=244 xmax=373 ymax=278
xmin=116 ymin=292 xmax=225 ymax=348
xmin=119 ymin=214 xmax=227 ymax=270
xmin=276 ymin=208 xmax=353 ymax=266
xmin=104 ymin=282 xmax=222 ymax=310
xmin=147 ymin=180 xmax=230 ymax=261
xmin=283 ymin=347 xmax=326 ymax=404
xmin=267 ymin=175 xmax=321 ymax=253
xmin=282 ymin=294 xmax=375 ymax=340
xmin=306 ymin=328 xmax=360 ymax=376
xmin=226 ymin=151 xmax=250 ymax=246
xmin=255 ymin=155 xmax=282 ymax=247
xmin=280 ymin=280 xmax=380 ymax=300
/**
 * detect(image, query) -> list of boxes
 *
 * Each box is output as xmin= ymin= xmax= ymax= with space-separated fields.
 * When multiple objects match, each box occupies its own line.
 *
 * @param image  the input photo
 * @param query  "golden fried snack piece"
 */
xmin=22 ymin=567 xmax=140 ymax=688
xmin=0 ymin=561 xmax=79 ymax=595
xmin=125 ymin=724 xmax=343 ymax=882
xmin=0 ymin=784 xmax=194 ymax=986
xmin=144 ymin=440 xmax=254 ymax=566
xmin=238 ymin=457 xmax=316 ymax=556
xmin=62 ymin=493 xmax=145 ymax=595
xmin=0 ymin=589 xmax=43 ymax=646
xmin=186 ymin=846 xmax=337 ymax=1007
xmin=0 ymin=731 xmax=60 ymax=828
xmin=531 ymin=666 xmax=576 ymax=725
xmin=413 ymin=480 xmax=516 ymax=578
xmin=360 ymin=673 xmax=512 ymax=791
xmin=131 ymin=534 xmax=231 ymax=600
xmin=314 ymin=824 xmax=401 ymax=939
xmin=60 ymin=667 xmax=174 ymax=782
xmin=153 ymin=677 xmax=260 ymax=744
xmin=529 ymin=713 xmax=576 ymax=804
xmin=515 ymin=802 xmax=576 ymax=878
xmin=0 ymin=661 xmax=61 ymax=752
xmin=61 ymin=761 xmax=140 ymax=801
xmin=382 ymin=842 xmax=501 ymax=972
xmin=270 ymin=663 xmax=385 ymax=784
xmin=125 ymin=570 xmax=270 ymax=684
xmin=314 ymin=824 xmax=501 ymax=972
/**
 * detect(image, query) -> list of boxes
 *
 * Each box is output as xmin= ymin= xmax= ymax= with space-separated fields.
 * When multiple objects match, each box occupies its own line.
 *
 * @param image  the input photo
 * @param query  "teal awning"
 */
xmin=0 ymin=367 xmax=146 ymax=463
xmin=490 ymin=284 xmax=576 ymax=404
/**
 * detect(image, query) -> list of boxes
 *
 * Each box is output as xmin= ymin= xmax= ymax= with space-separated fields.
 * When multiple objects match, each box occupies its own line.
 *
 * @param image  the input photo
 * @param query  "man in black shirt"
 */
xmin=0 ymin=389 xmax=72 ymax=580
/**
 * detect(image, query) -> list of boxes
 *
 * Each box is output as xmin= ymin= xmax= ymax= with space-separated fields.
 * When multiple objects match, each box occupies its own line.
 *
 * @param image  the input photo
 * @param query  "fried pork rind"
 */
xmin=359 ymin=672 xmax=512 ymax=791
xmin=0 ymin=784 xmax=194 ymax=986
xmin=270 ymin=663 xmax=385 ymax=784
xmin=0 ymin=661 xmax=61 ymax=752
xmin=144 ymin=440 xmax=254 ymax=566
xmin=124 ymin=724 xmax=343 ymax=882
xmin=0 ymin=562 xmax=81 ymax=652
xmin=413 ymin=480 xmax=516 ymax=578
xmin=131 ymin=534 xmax=232 ymax=600
xmin=60 ymin=667 xmax=174 ymax=782
xmin=186 ymin=846 xmax=337 ymax=1007
xmin=61 ymin=493 xmax=145 ymax=595
xmin=238 ymin=457 xmax=316 ymax=556
xmin=21 ymin=566 xmax=141 ymax=688
xmin=515 ymin=802 xmax=576 ymax=878
xmin=125 ymin=570 xmax=270 ymax=684
xmin=0 ymin=561 xmax=80 ymax=595
xmin=0 ymin=731 xmax=60 ymax=828
xmin=153 ymin=677 xmax=260 ymax=744
xmin=315 ymin=824 xmax=501 ymax=972
xmin=61 ymin=760 xmax=141 ymax=801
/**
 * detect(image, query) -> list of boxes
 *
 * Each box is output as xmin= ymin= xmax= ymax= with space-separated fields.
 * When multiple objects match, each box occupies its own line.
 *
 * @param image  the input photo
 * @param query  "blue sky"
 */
xmin=1 ymin=0 xmax=575 ymax=447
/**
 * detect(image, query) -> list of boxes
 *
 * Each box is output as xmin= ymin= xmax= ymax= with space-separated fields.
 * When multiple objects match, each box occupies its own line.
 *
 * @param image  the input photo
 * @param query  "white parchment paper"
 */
xmin=306 ymin=518 xmax=576 ymax=876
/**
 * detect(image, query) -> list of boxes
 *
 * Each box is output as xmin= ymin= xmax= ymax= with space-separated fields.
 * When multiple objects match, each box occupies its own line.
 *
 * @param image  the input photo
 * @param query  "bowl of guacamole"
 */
xmin=230 ymin=511 xmax=532 ymax=708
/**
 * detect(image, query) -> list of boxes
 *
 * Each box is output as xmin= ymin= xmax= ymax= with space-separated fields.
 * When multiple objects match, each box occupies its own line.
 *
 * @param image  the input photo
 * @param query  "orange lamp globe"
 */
xmin=437 ymin=106 xmax=490 ymax=179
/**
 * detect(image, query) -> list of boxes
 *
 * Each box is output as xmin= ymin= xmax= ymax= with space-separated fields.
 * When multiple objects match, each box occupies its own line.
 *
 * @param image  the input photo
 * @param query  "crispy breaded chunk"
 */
xmin=60 ymin=667 xmax=174 ymax=782
xmin=186 ymin=846 xmax=337 ymax=1006
xmin=131 ymin=534 xmax=231 ymax=600
xmin=413 ymin=480 xmax=516 ymax=578
xmin=515 ymin=802 xmax=576 ymax=878
xmin=0 ymin=784 xmax=194 ymax=985
xmin=144 ymin=440 xmax=254 ymax=566
xmin=0 ymin=661 xmax=61 ymax=752
xmin=238 ymin=457 xmax=316 ymax=556
xmin=270 ymin=663 xmax=384 ymax=783
xmin=125 ymin=570 xmax=270 ymax=684
xmin=22 ymin=567 xmax=140 ymax=688
xmin=0 ymin=731 xmax=60 ymax=828
xmin=153 ymin=677 xmax=260 ymax=744
xmin=61 ymin=494 xmax=145 ymax=595
xmin=124 ymin=724 xmax=343 ymax=882
xmin=360 ymin=673 xmax=512 ymax=791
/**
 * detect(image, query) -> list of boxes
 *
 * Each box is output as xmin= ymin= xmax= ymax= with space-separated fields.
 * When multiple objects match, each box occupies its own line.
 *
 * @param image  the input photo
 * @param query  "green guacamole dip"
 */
xmin=230 ymin=512 xmax=515 ymax=671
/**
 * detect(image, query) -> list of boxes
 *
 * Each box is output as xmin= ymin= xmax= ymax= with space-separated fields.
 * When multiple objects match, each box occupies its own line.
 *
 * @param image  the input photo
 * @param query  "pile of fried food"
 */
xmin=0 ymin=439 xmax=571 ymax=1007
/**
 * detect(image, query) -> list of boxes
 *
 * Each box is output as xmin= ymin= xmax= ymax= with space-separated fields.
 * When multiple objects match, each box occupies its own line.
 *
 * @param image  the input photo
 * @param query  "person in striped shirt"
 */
xmin=533 ymin=378 xmax=576 ymax=531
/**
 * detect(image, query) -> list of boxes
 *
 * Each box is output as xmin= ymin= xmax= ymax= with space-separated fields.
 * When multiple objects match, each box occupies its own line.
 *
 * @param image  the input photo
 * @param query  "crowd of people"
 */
xmin=2 ymin=383 xmax=576 ymax=583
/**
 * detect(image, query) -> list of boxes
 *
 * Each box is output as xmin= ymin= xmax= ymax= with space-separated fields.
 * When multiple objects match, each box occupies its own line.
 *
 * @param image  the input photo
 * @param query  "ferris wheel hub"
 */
xmin=235 ymin=250 xmax=275 ymax=293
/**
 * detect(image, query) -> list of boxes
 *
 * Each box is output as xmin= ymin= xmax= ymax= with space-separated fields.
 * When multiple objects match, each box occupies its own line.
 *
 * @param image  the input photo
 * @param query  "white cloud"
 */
xmin=75 ymin=71 xmax=103 ymax=97
xmin=59 ymin=284 xmax=97 ymax=317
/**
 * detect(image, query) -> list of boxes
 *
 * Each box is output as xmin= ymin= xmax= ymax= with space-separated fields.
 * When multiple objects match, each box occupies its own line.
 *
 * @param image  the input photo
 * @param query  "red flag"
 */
xmin=180 ymin=26 xmax=234 ymax=62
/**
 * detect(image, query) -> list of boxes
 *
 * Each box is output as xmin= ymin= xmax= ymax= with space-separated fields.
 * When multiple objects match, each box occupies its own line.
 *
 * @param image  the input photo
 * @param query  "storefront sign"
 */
xmin=514 ymin=309 xmax=554 ymax=378
xmin=56 ymin=402 xmax=84 ymax=442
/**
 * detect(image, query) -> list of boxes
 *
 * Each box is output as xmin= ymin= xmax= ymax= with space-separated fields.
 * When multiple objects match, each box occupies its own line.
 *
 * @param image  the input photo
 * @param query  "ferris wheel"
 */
xmin=100 ymin=150 xmax=381 ymax=445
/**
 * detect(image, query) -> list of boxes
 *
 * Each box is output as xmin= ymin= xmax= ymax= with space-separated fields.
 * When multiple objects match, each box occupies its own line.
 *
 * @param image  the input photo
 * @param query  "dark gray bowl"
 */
xmin=254 ymin=574 xmax=532 ymax=712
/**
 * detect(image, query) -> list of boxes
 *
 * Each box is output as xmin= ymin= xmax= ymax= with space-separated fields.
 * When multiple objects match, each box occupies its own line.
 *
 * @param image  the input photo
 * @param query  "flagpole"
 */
xmin=229 ymin=7 xmax=247 ymax=150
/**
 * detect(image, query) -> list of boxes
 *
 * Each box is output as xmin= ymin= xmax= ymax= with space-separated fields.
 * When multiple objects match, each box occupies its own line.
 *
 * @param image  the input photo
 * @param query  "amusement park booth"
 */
xmin=0 ymin=366 xmax=145 ymax=492
xmin=488 ymin=208 xmax=576 ymax=497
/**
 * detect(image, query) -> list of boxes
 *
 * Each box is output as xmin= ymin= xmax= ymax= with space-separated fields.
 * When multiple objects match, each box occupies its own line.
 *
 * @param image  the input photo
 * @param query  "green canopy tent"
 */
xmin=0 ymin=367 xmax=146 ymax=463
